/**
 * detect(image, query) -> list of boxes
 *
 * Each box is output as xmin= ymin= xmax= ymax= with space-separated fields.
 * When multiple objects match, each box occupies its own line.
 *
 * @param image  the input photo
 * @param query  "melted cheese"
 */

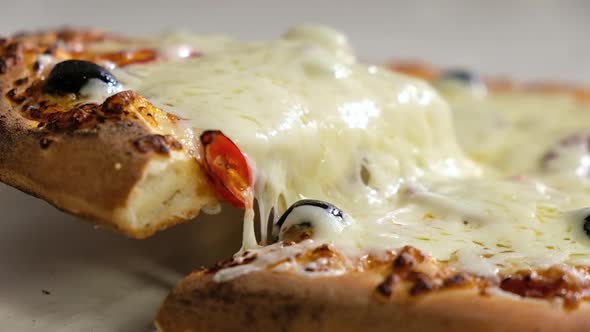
xmin=91 ymin=25 xmax=590 ymax=277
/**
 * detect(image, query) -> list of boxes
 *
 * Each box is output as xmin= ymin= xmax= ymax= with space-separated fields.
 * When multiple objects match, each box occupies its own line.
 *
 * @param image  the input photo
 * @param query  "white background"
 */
xmin=0 ymin=1 xmax=589 ymax=331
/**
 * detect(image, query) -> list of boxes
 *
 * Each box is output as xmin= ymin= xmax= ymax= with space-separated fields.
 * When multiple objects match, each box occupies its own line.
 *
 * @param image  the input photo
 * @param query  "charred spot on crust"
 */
xmin=18 ymin=88 xmax=170 ymax=137
xmin=6 ymin=88 xmax=16 ymax=99
xmin=393 ymin=251 xmax=414 ymax=269
xmin=442 ymin=273 xmax=470 ymax=288
xmin=32 ymin=60 xmax=41 ymax=72
xmin=6 ymin=88 xmax=25 ymax=104
xmin=23 ymin=103 xmax=44 ymax=121
xmin=14 ymin=77 xmax=28 ymax=86
xmin=498 ymin=267 xmax=590 ymax=307
xmin=393 ymin=246 xmax=425 ymax=270
xmin=0 ymin=41 xmax=23 ymax=75
xmin=101 ymin=91 xmax=163 ymax=126
xmin=133 ymin=134 xmax=182 ymax=155
xmin=376 ymin=273 xmax=399 ymax=297
xmin=43 ymin=103 xmax=101 ymax=132
xmin=102 ymin=92 xmax=132 ymax=115
xmin=500 ymin=270 xmax=567 ymax=299
xmin=208 ymin=251 xmax=259 ymax=274
xmin=5 ymin=42 xmax=20 ymax=53
xmin=409 ymin=272 xmax=435 ymax=296
xmin=375 ymin=246 xmax=466 ymax=298
xmin=238 ymin=254 xmax=258 ymax=266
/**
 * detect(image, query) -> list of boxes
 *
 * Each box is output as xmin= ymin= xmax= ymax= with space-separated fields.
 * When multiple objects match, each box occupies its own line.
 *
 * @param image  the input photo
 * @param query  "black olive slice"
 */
xmin=274 ymin=199 xmax=350 ymax=242
xmin=440 ymin=69 xmax=480 ymax=84
xmin=583 ymin=215 xmax=590 ymax=237
xmin=44 ymin=59 xmax=119 ymax=95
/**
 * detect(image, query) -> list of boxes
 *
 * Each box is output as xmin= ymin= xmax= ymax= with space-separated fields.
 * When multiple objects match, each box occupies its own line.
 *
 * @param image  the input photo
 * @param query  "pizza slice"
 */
xmin=0 ymin=29 xmax=226 ymax=237
xmin=1 ymin=25 xmax=460 ymax=240
xmin=3 ymin=25 xmax=590 ymax=331
xmin=155 ymin=62 xmax=590 ymax=330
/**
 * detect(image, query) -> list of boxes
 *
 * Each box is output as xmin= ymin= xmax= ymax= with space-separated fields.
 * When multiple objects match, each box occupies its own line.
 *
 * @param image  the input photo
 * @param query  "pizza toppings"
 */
xmin=584 ymin=215 xmax=590 ymax=237
xmin=274 ymin=199 xmax=352 ymax=243
xmin=540 ymin=132 xmax=590 ymax=176
xmin=9 ymin=27 xmax=590 ymax=304
xmin=199 ymin=130 xmax=253 ymax=209
xmin=499 ymin=266 xmax=590 ymax=307
xmin=435 ymin=68 xmax=487 ymax=96
xmin=439 ymin=69 xmax=480 ymax=84
xmin=44 ymin=59 xmax=120 ymax=95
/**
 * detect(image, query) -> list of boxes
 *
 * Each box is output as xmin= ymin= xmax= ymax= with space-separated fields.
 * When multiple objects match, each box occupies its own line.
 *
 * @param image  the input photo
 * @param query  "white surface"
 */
xmin=1 ymin=1 xmax=589 ymax=331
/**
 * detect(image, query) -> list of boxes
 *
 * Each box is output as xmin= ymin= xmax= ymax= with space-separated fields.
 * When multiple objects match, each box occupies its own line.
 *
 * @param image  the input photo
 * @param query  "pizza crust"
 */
xmin=0 ymin=31 xmax=219 ymax=238
xmin=0 ymin=91 xmax=217 ymax=238
xmin=156 ymin=268 xmax=590 ymax=332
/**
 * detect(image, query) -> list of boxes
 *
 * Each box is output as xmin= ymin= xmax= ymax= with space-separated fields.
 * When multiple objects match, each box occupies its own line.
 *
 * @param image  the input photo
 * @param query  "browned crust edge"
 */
xmin=0 ymin=95 xmax=182 ymax=238
xmin=156 ymin=269 xmax=590 ymax=332
xmin=389 ymin=60 xmax=590 ymax=103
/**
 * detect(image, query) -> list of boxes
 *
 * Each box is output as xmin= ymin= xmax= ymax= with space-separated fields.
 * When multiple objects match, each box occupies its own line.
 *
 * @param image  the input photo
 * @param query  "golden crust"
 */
xmin=155 ymin=244 xmax=590 ymax=331
xmin=156 ymin=268 xmax=590 ymax=332
xmin=0 ymin=29 xmax=218 ymax=238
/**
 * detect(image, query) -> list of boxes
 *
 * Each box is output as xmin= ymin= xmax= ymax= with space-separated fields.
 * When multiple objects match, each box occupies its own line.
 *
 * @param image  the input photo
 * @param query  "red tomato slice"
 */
xmin=200 ymin=130 xmax=254 ymax=209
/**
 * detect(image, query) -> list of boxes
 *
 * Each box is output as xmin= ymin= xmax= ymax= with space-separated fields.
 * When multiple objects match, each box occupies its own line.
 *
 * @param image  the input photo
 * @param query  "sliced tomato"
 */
xmin=200 ymin=130 xmax=254 ymax=209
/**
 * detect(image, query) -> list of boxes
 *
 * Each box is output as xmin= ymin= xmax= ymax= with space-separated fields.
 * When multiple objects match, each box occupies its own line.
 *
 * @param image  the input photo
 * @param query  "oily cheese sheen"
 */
xmin=88 ymin=25 xmax=590 ymax=277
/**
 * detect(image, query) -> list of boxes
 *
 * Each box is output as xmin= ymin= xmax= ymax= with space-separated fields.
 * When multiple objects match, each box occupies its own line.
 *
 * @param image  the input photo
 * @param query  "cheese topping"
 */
xmin=92 ymin=25 xmax=590 ymax=277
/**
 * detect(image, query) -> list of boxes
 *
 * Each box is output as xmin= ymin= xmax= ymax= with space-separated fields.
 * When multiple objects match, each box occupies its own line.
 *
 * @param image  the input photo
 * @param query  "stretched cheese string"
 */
xmin=241 ymin=188 xmax=260 ymax=251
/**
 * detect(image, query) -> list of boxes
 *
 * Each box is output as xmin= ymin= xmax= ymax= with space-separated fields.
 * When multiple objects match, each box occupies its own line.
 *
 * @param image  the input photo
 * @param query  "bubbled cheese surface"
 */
xmin=97 ymin=25 xmax=590 ymax=276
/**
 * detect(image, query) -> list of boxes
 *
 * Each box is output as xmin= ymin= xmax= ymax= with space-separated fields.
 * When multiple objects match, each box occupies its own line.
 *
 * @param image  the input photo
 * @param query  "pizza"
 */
xmin=2 ymin=25 xmax=590 ymax=331
xmin=0 ymin=29 xmax=220 ymax=237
